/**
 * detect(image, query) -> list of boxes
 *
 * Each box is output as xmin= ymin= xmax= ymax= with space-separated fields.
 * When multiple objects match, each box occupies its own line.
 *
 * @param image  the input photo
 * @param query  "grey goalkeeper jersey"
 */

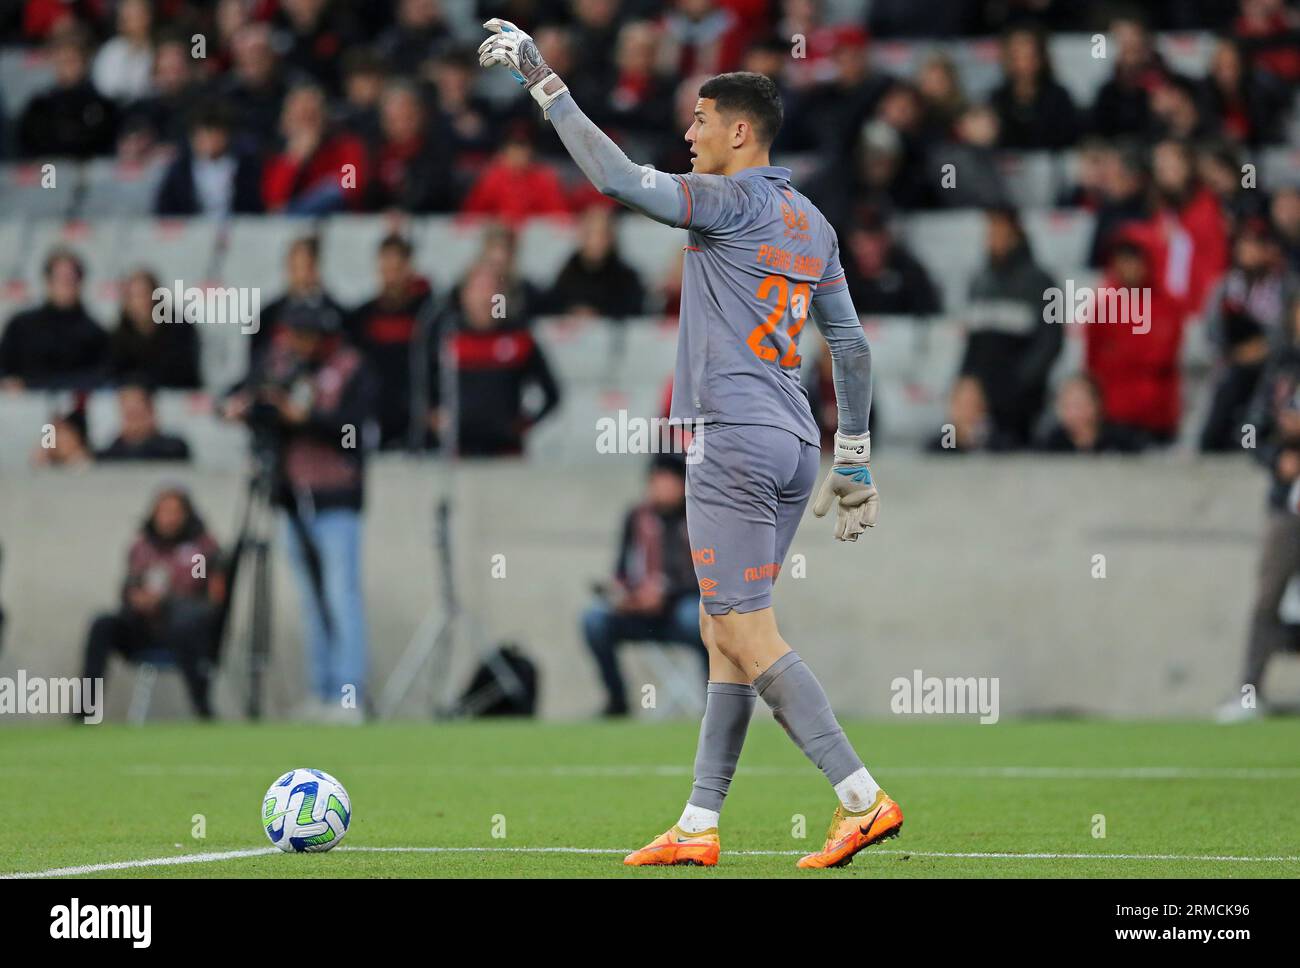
xmin=546 ymin=93 xmax=871 ymax=445
xmin=668 ymin=168 xmax=845 ymax=445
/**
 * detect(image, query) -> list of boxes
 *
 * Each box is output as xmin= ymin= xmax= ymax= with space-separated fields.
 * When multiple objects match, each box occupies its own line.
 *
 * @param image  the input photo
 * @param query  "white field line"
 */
xmin=2 ymin=848 xmax=277 ymax=878
xmin=89 ymin=764 xmax=1300 ymax=780
xmin=5 ymin=844 xmax=1299 ymax=878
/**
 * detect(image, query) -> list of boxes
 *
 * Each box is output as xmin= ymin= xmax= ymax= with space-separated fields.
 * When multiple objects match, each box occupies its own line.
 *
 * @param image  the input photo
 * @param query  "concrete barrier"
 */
xmin=0 ymin=452 xmax=1294 ymax=722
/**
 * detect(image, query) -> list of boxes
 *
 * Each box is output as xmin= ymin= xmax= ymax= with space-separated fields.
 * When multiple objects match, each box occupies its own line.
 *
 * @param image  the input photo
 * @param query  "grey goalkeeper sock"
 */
xmin=754 ymin=651 xmax=863 ymax=787
xmin=687 ymin=682 xmax=757 ymax=813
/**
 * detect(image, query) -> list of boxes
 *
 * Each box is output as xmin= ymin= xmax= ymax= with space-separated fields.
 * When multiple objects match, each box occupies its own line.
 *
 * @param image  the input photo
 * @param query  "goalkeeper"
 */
xmin=480 ymin=20 xmax=898 ymax=869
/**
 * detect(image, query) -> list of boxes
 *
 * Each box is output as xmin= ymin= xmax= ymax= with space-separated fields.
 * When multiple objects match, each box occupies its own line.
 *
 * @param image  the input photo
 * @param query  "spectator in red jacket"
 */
xmin=21 ymin=0 xmax=105 ymax=41
xmin=460 ymin=129 xmax=572 ymax=225
xmin=1233 ymin=0 xmax=1300 ymax=84
xmin=1150 ymin=138 xmax=1230 ymax=318
xmin=262 ymin=84 xmax=367 ymax=214
xmin=1085 ymin=233 xmax=1189 ymax=445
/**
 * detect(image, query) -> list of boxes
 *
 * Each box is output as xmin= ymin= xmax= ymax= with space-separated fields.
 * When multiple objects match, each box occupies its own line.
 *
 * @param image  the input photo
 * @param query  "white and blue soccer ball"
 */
xmin=262 ymin=768 xmax=351 ymax=853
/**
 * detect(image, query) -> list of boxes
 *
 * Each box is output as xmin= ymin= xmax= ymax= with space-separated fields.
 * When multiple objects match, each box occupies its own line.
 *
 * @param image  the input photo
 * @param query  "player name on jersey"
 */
xmin=756 ymin=244 xmax=823 ymax=278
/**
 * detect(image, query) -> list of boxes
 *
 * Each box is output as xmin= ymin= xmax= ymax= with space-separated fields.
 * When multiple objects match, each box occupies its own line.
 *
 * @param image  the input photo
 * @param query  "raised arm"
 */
xmin=547 ymin=95 xmax=684 ymax=226
xmin=478 ymin=18 xmax=683 ymax=226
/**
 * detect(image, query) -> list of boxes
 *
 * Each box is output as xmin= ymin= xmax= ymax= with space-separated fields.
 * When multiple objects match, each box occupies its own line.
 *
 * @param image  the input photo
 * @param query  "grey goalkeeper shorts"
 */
xmin=685 ymin=422 xmax=821 ymax=615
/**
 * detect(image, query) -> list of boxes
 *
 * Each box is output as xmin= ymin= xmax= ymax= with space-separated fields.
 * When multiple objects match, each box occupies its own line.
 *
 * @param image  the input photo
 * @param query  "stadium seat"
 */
xmin=996 ymin=151 xmax=1059 ymax=209
xmin=1050 ymin=318 xmax=1086 ymax=388
xmin=320 ymin=215 xmax=409 ymax=306
xmin=126 ymin=648 xmax=180 ymax=725
xmin=537 ymin=314 xmax=677 ymax=385
xmin=84 ymin=389 xmax=120 ymax=451
xmin=525 ymin=381 xmax=670 ymax=464
xmin=1180 ymin=314 xmax=1216 ymax=370
xmin=1260 ymin=147 xmax=1300 ymax=191
xmin=0 ymin=218 xmax=28 ymax=285
xmin=614 ymin=218 xmax=684 ymax=292
xmin=118 ymin=218 xmax=222 ymax=290
xmin=194 ymin=317 xmax=253 ymax=393
xmin=870 ymin=39 xmax=925 ymax=83
xmin=626 ymin=643 xmax=705 ymax=719
xmin=900 ymin=210 xmax=985 ymax=312
xmin=80 ymin=156 xmax=170 ymax=217
xmin=217 ymin=216 xmax=314 ymax=300
xmin=1048 ymin=34 xmax=1114 ymax=109
xmin=1022 ymin=209 xmax=1095 ymax=282
xmin=0 ymin=279 xmax=35 ymax=337
xmin=862 ymin=316 xmax=964 ymax=442
xmin=0 ymin=160 xmax=80 ymax=219
xmin=1156 ymin=31 xmax=1214 ymax=79
xmin=0 ymin=47 xmax=55 ymax=118
xmin=0 ymin=392 xmax=53 ymax=471
xmin=413 ymin=217 xmax=489 ymax=293
xmin=1286 ymin=99 xmax=1300 ymax=151
xmin=515 ymin=216 xmax=579 ymax=289
xmin=535 ymin=315 xmax=618 ymax=384
xmin=945 ymin=37 xmax=1002 ymax=100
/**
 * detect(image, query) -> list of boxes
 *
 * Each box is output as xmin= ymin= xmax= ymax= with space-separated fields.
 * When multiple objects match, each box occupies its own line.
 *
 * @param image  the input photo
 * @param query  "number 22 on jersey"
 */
xmin=746 ymin=273 xmax=809 ymax=369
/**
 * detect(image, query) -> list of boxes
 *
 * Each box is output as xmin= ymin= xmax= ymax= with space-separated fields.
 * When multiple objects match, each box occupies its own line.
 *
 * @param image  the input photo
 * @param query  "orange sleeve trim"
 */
xmin=821 ymin=274 xmax=846 ymax=287
xmin=683 ymin=245 xmax=701 ymax=252
xmin=677 ymin=176 xmax=693 ymax=228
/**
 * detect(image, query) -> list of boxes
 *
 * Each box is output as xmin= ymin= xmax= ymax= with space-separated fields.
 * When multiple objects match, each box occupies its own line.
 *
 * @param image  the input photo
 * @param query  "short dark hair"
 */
xmin=43 ymin=247 xmax=84 ymax=281
xmin=698 ymin=71 xmax=783 ymax=147
xmin=288 ymin=235 xmax=320 ymax=262
xmin=117 ymin=378 xmax=157 ymax=401
xmin=379 ymin=233 xmax=413 ymax=259
xmin=189 ymin=99 xmax=233 ymax=133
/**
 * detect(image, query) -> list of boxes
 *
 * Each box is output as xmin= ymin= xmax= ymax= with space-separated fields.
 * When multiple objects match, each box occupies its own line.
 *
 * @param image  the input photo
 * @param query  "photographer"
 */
xmin=223 ymin=300 xmax=378 ymax=722
xmin=1221 ymin=296 xmax=1300 ymax=721
xmin=1200 ymin=221 xmax=1299 ymax=452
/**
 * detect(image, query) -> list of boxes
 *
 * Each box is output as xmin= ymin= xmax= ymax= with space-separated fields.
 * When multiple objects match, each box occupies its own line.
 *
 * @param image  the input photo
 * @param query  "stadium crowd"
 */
xmin=1 ymin=0 xmax=1297 ymax=455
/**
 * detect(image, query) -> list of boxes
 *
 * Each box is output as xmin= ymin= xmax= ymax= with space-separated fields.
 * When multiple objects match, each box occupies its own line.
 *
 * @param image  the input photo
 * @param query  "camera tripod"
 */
xmin=215 ymin=451 xmax=278 ymax=719
xmin=377 ymin=297 xmax=528 ymax=719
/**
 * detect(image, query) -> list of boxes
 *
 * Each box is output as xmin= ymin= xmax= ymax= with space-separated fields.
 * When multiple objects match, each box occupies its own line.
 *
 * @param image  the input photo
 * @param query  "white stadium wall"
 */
xmin=0 ymin=454 xmax=1293 ymax=722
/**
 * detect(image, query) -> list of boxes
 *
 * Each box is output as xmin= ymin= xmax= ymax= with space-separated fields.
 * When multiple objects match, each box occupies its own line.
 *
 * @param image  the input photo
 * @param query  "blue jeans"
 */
xmin=285 ymin=181 xmax=348 ymax=216
xmin=282 ymin=509 xmax=368 ymax=704
xmin=582 ymin=594 xmax=707 ymax=714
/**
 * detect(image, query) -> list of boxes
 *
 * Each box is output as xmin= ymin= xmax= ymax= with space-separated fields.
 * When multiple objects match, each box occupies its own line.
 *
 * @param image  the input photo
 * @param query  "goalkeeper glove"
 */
xmin=477 ymin=19 xmax=569 ymax=115
xmin=811 ymin=432 xmax=879 ymax=542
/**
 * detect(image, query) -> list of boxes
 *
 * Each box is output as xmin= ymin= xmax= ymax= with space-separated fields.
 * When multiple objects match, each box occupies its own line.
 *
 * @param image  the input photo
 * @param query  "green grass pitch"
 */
xmin=2 ymin=719 xmax=1297 ymax=878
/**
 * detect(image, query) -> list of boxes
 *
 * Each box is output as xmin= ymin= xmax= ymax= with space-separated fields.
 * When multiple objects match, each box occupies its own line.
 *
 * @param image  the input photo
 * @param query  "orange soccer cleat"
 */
xmin=796 ymin=790 xmax=903 ymax=869
xmin=623 ymin=826 xmax=721 ymax=867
